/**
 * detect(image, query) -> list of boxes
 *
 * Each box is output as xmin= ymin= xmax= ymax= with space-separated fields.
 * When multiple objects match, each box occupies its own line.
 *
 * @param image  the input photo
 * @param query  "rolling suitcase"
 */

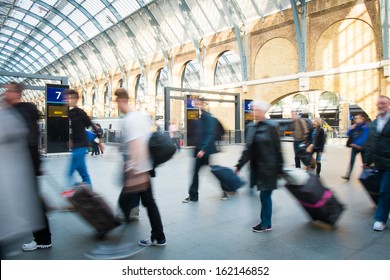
xmin=285 ymin=173 xmax=344 ymax=226
xmin=210 ymin=165 xmax=246 ymax=192
xmin=63 ymin=183 xmax=121 ymax=236
xmin=359 ymin=168 xmax=379 ymax=205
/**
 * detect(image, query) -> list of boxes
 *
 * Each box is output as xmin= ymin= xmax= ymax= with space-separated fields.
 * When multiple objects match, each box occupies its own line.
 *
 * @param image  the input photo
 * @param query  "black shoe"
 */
xmin=341 ymin=175 xmax=350 ymax=180
xmin=252 ymin=224 xmax=272 ymax=233
xmin=182 ymin=197 xmax=198 ymax=203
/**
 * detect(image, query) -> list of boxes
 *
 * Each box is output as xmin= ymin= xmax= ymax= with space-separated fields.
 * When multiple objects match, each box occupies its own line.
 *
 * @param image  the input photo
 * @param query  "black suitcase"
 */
xmin=359 ymin=168 xmax=379 ymax=205
xmin=210 ymin=165 xmax=246 ymax=192
xmin=65 ymin=184 xmax=120 ymax=236
xmin=285 ymin=174 xmax=344 ymax=226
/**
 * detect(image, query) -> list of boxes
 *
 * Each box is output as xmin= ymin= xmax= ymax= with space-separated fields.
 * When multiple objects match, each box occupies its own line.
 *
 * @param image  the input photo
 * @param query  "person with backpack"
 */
xmin=114 ymin=88 xmax=166 ymax=246
xmin=182 ymin=98 xmax=220 ymax=202
xmin=291 ymin=111 xmax=311 ymax=168
xmin=341 ymin=114 xmax=369 ymax=180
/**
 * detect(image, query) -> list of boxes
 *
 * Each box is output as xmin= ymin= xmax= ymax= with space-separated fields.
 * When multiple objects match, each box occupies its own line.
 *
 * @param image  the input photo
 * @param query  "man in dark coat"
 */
xmin=183 ymin=99 xmax=218 ymax=203
xmin=364 ymin=95 xmax=390 ymax=232
xmin=236 ymin=100 xmax=284 ymax=233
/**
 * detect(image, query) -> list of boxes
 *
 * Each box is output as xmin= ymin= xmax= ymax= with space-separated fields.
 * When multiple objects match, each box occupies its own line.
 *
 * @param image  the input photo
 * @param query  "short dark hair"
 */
xmin=114 ymin=88 xmax=129 ymax=100
xmin=64 ymin=89 xmax=79 ymax=99
xmin=7 ymin=81 xmax=24 ymax=93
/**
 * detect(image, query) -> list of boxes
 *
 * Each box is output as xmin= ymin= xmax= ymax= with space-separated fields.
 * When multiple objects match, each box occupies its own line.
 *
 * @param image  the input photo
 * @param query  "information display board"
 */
xmin=45 ymin=84 xmax=69 ymax=154
xmin=186 ymin=95 xmax=200 ymax=146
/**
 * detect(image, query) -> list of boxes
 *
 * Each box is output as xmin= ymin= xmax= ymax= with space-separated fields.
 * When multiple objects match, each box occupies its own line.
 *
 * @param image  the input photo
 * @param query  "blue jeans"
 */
xmin=260 ymin=190 xmax=273 ymax=228
xmin=374 ymin=170 xmax=390 ymax=223
xmin=68 ymin=147 xmax=92 ymax=187
xmin=347 ymin=147 xmax=365 ymax=176
xmin=293 ymin=140 xmax=303 ymax=168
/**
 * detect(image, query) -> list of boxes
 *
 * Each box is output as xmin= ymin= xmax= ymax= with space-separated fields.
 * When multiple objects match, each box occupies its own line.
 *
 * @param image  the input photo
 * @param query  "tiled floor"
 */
xmin=2 ymin=142 xmax=390 ymax=260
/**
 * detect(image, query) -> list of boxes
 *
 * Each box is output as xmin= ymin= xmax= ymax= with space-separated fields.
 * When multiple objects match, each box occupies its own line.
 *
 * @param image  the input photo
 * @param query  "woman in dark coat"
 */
xmin=236 ymin=100 xmax=284 ymax=233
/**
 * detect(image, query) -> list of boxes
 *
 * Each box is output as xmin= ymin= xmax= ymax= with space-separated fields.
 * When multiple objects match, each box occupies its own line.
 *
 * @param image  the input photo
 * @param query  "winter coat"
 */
xmin=364 ymin=117 xmax=390 ymax=171
xmin=0 ymin=105 xmax=44 ymax=241
xmin=236 ymin=120 xmax=284 ymax=191
xmin=347 ymin=122 xmax=369 ymax=148
xmin=193 ymin=110 xmax=217 ymax=157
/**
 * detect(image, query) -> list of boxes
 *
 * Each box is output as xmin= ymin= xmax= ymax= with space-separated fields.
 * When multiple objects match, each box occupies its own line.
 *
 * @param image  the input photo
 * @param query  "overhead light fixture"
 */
xmin=37 ymin=5 xmax=49 ymax=14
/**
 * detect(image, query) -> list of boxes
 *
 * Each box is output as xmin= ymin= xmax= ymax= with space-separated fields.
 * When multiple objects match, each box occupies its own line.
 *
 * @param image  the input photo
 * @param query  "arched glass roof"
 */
xmin=0 ymin=0 xmax=307 ymax=86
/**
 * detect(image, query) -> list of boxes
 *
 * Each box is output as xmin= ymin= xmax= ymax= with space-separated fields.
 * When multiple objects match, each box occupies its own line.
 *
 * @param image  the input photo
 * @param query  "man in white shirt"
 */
xmin=115 ymin=88 xmax=166 ymax=246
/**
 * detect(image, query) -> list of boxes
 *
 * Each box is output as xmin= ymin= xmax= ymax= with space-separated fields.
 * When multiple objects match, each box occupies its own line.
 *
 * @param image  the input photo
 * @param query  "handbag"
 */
xmin=124 ymin=169 xmax=150 ymax=193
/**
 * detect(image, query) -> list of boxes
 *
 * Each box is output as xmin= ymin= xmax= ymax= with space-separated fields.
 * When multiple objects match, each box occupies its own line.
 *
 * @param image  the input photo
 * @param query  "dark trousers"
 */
xmin=293 ymin=140 xmax=303 ymax=168
xmin=33 ymin=203 xmax=52 ymax=245
xmin=138 ymin=183 xmax=165 ymax=241
xmin=118 ymin=191 xmax=140 ymax=219
xmin=189 ymin=155 xmax=210 ymax=200
xmin=91 ymin=142 xmax=100 ymax=155
xmin=347 ymin=147 xmax=365 ymax=176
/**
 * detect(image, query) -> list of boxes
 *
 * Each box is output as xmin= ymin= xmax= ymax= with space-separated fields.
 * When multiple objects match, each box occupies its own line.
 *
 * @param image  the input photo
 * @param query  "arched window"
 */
xmin=292 ymin=94 xmax=308 ymax=110
xmin=135 ymin=74 xmax=146 ymax=112
xmin=135 ymin=75 xmax=146 ymax=100
xmin=181 ymin=60 xmax=200 ymax=89
xmin=319 ymin=91 xmax=338 ymax=109
xmin=156 ymin=68 xmax=169 ymax=117
xmin=92 ymin=87 xmax=98 ymax=117
xmin=156 ymin=68 xmax=169 ymax=97
xmin=214 ymin=51 xmax=242 ymax=85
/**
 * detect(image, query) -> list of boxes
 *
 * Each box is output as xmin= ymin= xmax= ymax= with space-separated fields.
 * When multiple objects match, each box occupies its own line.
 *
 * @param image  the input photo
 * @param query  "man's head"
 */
xmin=291 ymin=110 xmax=300 ymax=120
xmin=250 ymin=100 xmax=270 ymax=121
xmin=64 ymin=89 xmax=79 ymax=107
xmin=194 ymin=98 xmax=206 ymax=110
xmin=353 ymin=113 xmax=365 ymax=124
xmin=377 ymin=95 xmax=390 ymax=117
xmin=4 ymin=81 xmax=24 ymax=105
xmin=114 ymin=88 xmax=130 ymax=113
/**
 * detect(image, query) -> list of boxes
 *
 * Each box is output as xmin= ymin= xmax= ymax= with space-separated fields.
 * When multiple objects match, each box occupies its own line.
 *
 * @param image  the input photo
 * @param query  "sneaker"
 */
xmin=139 ymin=238 xmax=166 ymax=247
xmin=182 ymin=197 xmax=198 ymax=203
xmin=373 ymin=221 xmax=386 ymax=231
xmin=22 ymin=240 xmax=52 ymax=251
xmin=221 ymin=192 xmax=230 ymax=200
xmin=252 ymin=224 xmax=272 ymax=233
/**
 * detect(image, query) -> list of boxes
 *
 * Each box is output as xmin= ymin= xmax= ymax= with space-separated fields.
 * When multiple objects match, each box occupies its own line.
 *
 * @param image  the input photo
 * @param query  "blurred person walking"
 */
xmin=0 ymin=90 xmax=45 ymax=257
xmin=3 ymin=82 xmax=52 ymax=251
xmin=95 ymin=123 xmax=105 ymax=155
xmin=341 ymin=113 xmax=369 ymax=180
xmin=291 ymin=111 xmax=309 ymax=168
xmin=305 ymin=117 xmax=326 ymax=177
xmin=363 ymin=95 xmax=390 ymax=232
xmin=64 ymin=89 xmax=95 ymax=188
xmin=115 ymin=88 xmax=166 ymax=246
xmin=182 ymin=98 xmax=219 ymax=203
xmin=235 ymin=100 xmax=284 ymax=233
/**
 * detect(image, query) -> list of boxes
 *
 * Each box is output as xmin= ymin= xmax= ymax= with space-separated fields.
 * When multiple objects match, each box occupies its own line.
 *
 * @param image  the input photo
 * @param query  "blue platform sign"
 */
xmin=244 ymin=99 xmax=253 ymax=112
xmin=46 ymin=84 xmax=69 ymax=104
xmin=186 ymin=95 xmax=199 ymax=109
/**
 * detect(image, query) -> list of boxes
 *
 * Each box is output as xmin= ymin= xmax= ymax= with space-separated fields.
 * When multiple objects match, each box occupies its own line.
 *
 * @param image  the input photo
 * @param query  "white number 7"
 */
xmin=56 ymin=91 xmax=61 ymax=99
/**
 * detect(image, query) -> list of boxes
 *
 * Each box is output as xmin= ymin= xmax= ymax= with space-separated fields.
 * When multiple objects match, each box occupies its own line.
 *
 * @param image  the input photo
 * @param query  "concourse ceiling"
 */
xmin=0 ymin=0 xmax=306 ymax=87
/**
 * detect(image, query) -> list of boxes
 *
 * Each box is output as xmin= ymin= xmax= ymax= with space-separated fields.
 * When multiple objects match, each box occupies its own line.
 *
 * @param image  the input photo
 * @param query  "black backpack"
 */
xmin=214 ymin=117 xmax=225 ymax=141
xmin=149 ymin=131 xmax=177 ymax=168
